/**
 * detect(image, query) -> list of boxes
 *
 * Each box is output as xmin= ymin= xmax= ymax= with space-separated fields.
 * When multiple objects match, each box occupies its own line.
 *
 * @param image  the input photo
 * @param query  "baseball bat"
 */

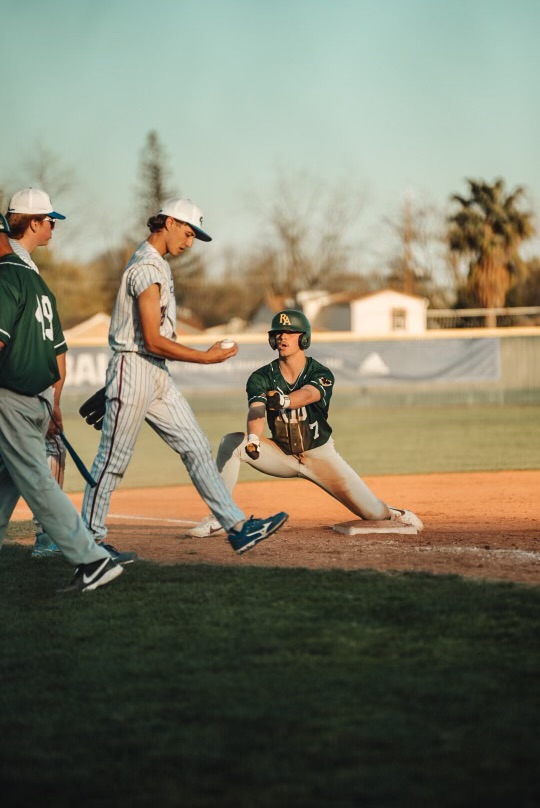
xmin=38 ymin=396 xmax=97 ymax=488
xmin=57 ymin=429 xmax=97 ymax=488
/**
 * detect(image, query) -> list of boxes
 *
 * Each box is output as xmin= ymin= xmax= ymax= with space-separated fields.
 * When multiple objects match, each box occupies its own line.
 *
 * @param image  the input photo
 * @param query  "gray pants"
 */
xmin=0 ymin=388 xmax=109 ymax=566
xmin=217 ymin=433 xmax=390 ymax=521
xmin=33 ymin=432 xmax=67 ymax=538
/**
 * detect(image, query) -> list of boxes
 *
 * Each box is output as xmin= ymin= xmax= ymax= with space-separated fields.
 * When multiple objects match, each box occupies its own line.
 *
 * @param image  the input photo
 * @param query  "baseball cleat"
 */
xmin=97 ymin=540 xmax=139 ymax=564
xmin=31 ymin=532 xmax=62 ymax=558
xmin=185 ymin=515 xmax=225 ymax=538
xmin=388 ymin=507 xmax=424 ymax=531
xmin=228 ymin=512 xmax=289 ymax=554
xmin=59 ymin=557 xmax=124 ymax=593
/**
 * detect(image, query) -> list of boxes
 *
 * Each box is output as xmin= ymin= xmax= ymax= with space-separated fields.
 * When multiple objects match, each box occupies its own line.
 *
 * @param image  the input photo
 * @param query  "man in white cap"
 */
xmin=7 ymin=189 xmax=67 ymax=559
xmin=0 ymin=212 xmax=123 ymax=592
xmin=81 ymin=199 xmax=288 ymax=559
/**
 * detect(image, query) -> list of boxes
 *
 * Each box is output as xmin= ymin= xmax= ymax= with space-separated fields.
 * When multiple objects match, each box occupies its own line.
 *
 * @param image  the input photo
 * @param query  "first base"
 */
xmin=333 ymin=519 xmax=418 ymax=536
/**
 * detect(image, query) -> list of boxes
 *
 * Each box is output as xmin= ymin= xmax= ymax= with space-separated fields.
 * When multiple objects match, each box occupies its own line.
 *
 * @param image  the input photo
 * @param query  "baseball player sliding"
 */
xmin=187 ymin=309 xmax=423 ymax=538
xmin=81 ymin=199 xmax=287 ymax=560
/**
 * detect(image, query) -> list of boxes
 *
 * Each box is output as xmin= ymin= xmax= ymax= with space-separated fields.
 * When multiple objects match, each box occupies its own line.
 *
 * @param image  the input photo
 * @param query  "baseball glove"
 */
xmin=79 ymin=386 xmax=107 ymax=430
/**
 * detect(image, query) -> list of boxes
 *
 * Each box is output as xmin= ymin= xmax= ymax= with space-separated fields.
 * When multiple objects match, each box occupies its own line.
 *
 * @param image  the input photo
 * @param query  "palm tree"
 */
xmin=447 ymin=178 xmax=535 ymax=326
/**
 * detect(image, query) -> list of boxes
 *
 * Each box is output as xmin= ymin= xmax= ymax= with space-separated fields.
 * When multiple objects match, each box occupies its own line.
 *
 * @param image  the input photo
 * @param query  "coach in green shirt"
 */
xmin=0 ymin=212 xmax=123 ymax=593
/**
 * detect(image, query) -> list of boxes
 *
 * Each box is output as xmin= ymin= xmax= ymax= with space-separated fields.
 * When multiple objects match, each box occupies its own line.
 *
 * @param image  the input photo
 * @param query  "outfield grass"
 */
xmin=1 ymin=541 xmax=539 ymax=807
xmin=59 ymin=402 xmax=540 ymax=492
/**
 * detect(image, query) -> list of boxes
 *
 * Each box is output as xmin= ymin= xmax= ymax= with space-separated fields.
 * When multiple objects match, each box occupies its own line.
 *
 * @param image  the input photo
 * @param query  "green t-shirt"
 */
xmin=0 ymin=254 xmax=67 ymax=395
xmin=247 ymin=357 xmax=335 ymax=454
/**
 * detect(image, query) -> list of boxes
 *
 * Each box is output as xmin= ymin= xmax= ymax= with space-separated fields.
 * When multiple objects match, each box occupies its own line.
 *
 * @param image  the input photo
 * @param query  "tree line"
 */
xmin=2 ymin=132 xmax=539 ymax=330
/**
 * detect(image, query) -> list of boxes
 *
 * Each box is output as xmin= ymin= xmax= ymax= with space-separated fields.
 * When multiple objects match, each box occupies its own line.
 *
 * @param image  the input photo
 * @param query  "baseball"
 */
xmin=220 ymin=339 xmax=236 ymax=349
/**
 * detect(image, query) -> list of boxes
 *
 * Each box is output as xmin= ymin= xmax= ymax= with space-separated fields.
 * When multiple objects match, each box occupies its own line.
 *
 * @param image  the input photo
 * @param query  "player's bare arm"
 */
xmin=285 ymin=384 xmax=321 ymax=407
xmin=48 ymin=351 xmax=66 ymax=435
xmin=245 ymin=402 xmax=267 ymax=459
xmin=137 ymin=284 xmax=238 ymax=364
xmin=247 ymin=402 xmax=267 ymax=437
xmin=266 ymin=384 xmax=321 ymax=411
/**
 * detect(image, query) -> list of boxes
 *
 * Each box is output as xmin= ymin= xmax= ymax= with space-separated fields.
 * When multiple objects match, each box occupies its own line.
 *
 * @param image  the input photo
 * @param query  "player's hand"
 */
xmin=266 ymin=390 xmax=291 ymax=411
xmin=245 ymin=434 xmax=261 ymax=460
xmin=206 ymin=340 xmax=239 ymax=364
xmin=47 ymin=403 xmax=63 ymax=437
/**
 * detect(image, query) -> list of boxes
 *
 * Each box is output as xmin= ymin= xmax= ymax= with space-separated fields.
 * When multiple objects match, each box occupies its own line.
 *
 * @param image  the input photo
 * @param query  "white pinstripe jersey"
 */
xmin=9 ymin=239 xmax=39 ymax=273
xmin=109 ymin=240 xmax=177 ymax=355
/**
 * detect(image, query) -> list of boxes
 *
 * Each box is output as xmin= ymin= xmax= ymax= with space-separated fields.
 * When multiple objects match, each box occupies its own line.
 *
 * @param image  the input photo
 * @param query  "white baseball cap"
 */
xmin=159 ymin=198 xmax=212 ymax=242
xmin=8 ymin=188 xmax=66 ymax=220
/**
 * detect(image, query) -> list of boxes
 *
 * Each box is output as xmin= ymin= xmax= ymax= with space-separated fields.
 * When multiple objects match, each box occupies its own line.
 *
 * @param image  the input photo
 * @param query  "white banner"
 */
xmin=64 ymin=338 xmax=501 ymax=392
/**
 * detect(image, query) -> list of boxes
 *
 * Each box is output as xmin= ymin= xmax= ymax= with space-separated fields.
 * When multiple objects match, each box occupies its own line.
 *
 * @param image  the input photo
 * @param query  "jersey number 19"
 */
xmin=35 ymin=294 xmax=54 ymax=341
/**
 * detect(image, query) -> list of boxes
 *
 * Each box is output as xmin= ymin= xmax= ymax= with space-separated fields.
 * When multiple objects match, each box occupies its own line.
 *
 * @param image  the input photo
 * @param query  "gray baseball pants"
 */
xmin=216 ymin=433 xmax=390 ymax=520
xmin=0 ymin=388 xmax=109 ymax=565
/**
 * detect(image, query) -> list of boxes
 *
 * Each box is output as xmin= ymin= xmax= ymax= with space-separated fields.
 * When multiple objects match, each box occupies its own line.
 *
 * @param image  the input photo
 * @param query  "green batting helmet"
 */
xmin=268 ymin=309 xmax=311 ymax=350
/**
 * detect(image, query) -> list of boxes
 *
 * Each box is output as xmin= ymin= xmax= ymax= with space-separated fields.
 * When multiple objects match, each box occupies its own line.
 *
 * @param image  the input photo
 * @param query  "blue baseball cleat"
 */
xmin=228 ymin=512 xmax=289 ymax=554
xmin=31 ymin=532 xmax=62 ymax=558
xmin=97 ymin=540 xmax=139 ymax=565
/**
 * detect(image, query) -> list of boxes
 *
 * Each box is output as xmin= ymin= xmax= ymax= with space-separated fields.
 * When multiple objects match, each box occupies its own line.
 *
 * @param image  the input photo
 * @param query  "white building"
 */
xmin=298 ymin=289 xmax=428 ymax=335
xmin=350 ymin=290 xmax=428 ymax=334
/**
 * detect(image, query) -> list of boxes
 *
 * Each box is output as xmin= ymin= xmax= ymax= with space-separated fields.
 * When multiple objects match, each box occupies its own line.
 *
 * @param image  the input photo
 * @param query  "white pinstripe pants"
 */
xmin=82 ymin=352 xmax=245 ymax=540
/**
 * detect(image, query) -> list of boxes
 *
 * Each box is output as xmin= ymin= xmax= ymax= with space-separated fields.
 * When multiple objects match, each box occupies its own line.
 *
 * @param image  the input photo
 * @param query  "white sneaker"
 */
xmin=388 ymin=507 xmax=424 ymax=531
xmin=185 ymin=515 xmax=225 ymax=538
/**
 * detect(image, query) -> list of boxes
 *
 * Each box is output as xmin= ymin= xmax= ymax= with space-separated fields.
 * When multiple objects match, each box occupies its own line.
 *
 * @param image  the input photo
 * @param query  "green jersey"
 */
xmin=247 ymin=357 xmax=335 ymax=455
xmin=0 ymin=254 xmax=67 ymax=395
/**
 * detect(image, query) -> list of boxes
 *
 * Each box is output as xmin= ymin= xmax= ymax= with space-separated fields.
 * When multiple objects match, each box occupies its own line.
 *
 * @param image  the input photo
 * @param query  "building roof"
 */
xmin=64 ymin=311 xmax=206 ymax=346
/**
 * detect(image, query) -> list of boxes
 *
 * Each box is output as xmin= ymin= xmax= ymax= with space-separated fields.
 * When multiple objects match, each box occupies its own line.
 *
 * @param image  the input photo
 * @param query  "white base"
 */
xmin=332 ymin=519 xmax=418 ymax=536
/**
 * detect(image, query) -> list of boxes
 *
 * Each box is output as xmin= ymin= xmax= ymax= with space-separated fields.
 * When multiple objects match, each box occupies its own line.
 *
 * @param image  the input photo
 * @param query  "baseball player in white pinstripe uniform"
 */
xmin=6 ymin=189 xmax=68 ymax=558
xmin=81 ymin=199 xmax=287 ymax=561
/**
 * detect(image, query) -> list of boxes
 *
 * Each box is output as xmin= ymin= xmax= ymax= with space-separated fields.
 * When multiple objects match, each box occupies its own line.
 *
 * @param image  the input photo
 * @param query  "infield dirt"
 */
xmin=12 ymin=470 xmax=540 ymax=585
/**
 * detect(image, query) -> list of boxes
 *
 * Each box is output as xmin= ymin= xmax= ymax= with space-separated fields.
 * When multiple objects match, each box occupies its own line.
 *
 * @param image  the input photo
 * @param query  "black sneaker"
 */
xmin=97 ymin=540 xmax=139 ymax=564
xmin=228 ymin=512 xmax=289 ymax=554
xmin=60 ymin=557 xmax=124 ymax=593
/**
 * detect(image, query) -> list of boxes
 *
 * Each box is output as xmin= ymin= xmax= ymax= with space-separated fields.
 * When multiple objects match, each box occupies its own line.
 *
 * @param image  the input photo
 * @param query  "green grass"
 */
xmin=59 ymin=402 xmax=540 ymax=492
xmin=3 ymin=402 xmax=539 ymax=805
xmin=1 ymin=542 xmax=539 ymax=807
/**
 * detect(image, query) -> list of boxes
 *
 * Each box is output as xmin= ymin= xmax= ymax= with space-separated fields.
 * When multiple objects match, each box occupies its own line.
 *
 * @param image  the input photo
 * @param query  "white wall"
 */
xmin=350 ymin=291 xmax=427 ymax=334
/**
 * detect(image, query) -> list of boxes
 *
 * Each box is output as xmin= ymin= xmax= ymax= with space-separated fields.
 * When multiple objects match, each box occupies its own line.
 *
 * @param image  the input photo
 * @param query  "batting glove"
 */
xmin=266 ymin=390 xmax=291 ymax=411
xmin=245 ymin=434 xmax=261 ymax=460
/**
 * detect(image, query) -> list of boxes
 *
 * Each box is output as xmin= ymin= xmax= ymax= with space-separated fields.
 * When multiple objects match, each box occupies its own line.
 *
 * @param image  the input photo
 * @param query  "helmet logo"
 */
xmin=279 ymin=314 xmax=292 ymax=325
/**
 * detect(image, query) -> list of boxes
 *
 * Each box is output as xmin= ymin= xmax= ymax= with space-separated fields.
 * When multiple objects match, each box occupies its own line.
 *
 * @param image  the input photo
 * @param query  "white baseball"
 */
xmin=220 ymin=339 xmax=236 ymax=349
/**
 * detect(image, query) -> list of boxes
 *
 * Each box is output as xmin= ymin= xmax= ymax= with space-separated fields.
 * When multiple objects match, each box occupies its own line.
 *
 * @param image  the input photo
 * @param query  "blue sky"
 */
xmin=1 ymin=0 xmax=539 ymax=272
